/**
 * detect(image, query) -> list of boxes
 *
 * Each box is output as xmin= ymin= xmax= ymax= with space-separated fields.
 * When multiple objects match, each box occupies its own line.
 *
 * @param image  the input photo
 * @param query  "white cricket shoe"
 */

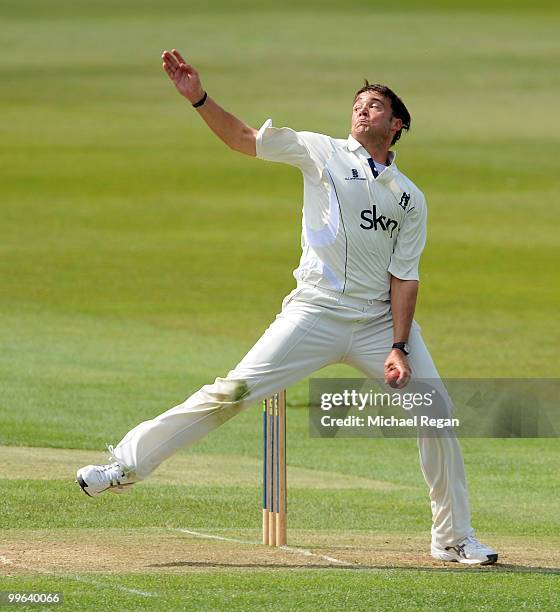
xmin=76 ymin=462 xmax=135 ymax=497
xmin=431 ymin=535 xmax=498 ymax=565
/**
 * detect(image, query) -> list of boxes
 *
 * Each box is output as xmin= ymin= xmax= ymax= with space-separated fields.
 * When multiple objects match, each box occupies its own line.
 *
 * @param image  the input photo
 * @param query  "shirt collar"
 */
xmin=346 ymin=134 xmax=397 ymax=166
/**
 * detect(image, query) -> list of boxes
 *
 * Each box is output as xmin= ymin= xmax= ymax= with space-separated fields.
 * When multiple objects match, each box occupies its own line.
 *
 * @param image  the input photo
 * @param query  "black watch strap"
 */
xmin=392 ymin=342 xmax=409 ymax=355
xmin=192 ymin=91 xmax=208 ymax=108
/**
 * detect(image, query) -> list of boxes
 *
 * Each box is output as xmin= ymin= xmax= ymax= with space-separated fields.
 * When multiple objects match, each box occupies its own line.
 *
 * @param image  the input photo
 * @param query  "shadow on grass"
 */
xmin=149 ymin=561 xmax=560 ymax=574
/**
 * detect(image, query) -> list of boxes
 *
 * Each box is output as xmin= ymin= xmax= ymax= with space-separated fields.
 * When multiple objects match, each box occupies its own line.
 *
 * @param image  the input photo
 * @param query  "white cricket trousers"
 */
xmin=112 ymin=283 xmax=474 ymax=547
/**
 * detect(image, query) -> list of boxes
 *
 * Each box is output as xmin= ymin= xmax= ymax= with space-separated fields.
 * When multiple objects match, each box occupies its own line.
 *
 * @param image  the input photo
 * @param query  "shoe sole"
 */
xmin=480 ymin=554 xmax=498 ymax=565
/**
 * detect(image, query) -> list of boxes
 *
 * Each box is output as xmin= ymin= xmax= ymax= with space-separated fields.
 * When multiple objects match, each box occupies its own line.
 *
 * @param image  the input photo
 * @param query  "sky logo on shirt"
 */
xmin=360 ymin=205 xmax=399 ymax=237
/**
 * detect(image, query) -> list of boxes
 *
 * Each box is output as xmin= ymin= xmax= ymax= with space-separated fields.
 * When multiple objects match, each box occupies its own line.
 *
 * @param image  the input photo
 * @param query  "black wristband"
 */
xmin=392 ymin=342 xmax=410 ymax=355
xmin=192 ymin=91 xmax=208 ymax=108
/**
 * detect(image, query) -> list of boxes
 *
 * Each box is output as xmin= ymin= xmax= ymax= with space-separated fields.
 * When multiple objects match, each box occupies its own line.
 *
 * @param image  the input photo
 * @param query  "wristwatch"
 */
xmin=392 ymin=342 xmax=410 ymax=355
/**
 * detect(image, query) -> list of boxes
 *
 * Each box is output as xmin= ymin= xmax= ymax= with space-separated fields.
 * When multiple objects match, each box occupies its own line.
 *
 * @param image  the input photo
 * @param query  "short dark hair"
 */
xmin=353 ymin=81 xmax=411 ymax=145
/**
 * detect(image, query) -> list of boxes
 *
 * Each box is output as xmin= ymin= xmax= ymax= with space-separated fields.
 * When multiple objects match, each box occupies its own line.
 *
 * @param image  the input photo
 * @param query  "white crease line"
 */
xmin=176 ymin=529 xmax=256 ymax=546
xmin=281 ymin=546 xmax=357 ymax=566
xmin=0 ymin=555 xmax=155 ymax=598
xmin=175 ymin=528 xmax=360 ymax=568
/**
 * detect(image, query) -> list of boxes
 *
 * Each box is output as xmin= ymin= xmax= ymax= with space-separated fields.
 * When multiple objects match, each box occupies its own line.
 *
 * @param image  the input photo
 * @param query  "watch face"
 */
xmin=403 ymin=343 xmax=410 ymax=355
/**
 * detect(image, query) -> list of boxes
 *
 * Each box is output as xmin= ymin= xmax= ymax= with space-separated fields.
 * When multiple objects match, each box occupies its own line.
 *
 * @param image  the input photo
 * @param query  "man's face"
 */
xmin=351 ymin=91 xmax=402 ymax=143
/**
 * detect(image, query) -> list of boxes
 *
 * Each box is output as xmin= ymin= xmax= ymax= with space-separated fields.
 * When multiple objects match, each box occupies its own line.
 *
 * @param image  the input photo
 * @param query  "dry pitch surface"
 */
xmin=2 ymin=446 xmax=558 ymax=578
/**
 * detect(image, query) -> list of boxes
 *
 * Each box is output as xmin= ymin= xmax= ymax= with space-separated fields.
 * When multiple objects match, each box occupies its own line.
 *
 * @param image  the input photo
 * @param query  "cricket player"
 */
xmin=77 ymin=49 xmax=498 ymax=565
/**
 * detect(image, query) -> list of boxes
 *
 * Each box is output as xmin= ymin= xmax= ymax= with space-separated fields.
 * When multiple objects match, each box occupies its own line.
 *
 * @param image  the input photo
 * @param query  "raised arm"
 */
xmin=162 ymin=49 xmax=257 ymax=156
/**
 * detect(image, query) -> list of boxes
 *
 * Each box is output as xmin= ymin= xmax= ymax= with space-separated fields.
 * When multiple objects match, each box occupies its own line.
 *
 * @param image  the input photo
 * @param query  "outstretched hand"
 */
xmin=162 ymin=49 xmax=204 ymax=104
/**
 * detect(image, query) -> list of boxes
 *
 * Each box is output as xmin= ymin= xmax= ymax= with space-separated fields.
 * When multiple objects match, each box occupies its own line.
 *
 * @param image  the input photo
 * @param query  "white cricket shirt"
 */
xmin=256 ymin=119 xmax=428 ymax=301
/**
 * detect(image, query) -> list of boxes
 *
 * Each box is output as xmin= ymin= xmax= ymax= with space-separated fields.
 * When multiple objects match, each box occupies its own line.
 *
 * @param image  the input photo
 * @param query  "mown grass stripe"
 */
xmin=0 ymin=555 xmax=156 ymax=598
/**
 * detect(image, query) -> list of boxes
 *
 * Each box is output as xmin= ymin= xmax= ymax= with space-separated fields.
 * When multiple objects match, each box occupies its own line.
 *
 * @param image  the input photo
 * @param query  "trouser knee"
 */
xmin=199 ymin=377 xmax=251 ymax=410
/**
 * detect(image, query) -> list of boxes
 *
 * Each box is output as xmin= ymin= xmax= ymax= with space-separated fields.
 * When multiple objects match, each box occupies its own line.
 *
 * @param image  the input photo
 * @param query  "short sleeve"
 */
xmin=255 ymin=118 xmax=333 ymax=181
xmin=387 ymin=193 xmax=428 ymax=281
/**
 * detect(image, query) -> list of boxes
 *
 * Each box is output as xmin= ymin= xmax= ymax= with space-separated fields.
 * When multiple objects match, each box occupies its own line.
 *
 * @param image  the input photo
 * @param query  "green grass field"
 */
xmin=1 ymin=0 xmax=559 ymax=609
